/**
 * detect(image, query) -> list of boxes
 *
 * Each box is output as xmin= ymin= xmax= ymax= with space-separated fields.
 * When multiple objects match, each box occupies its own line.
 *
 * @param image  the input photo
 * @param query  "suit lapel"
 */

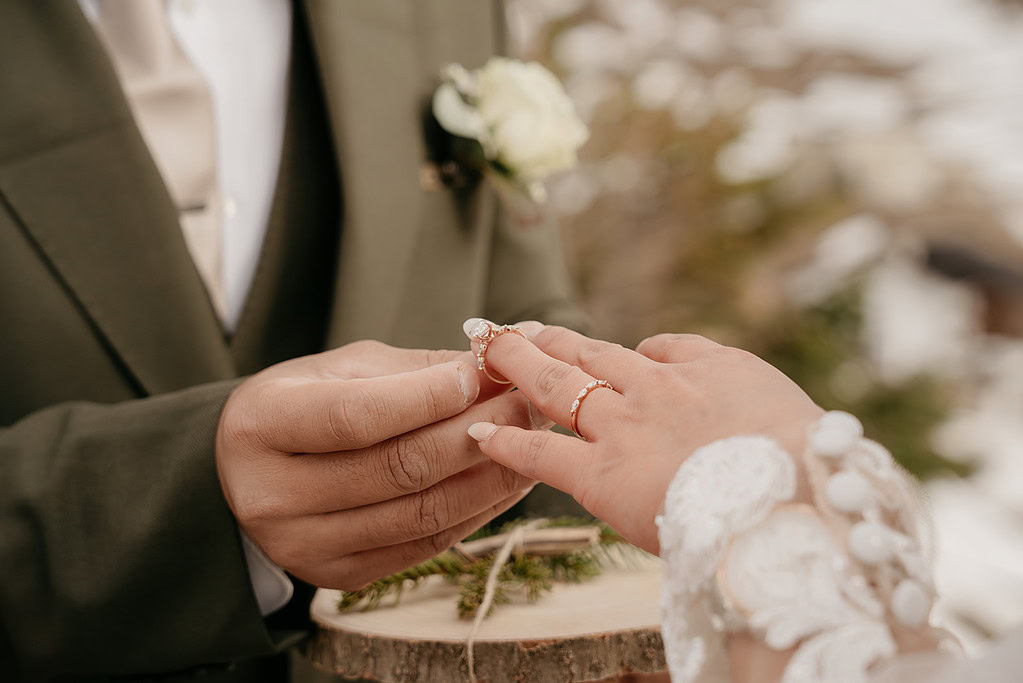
xmin=303 ymin=0 xmax=503 ymax=349
xmin=303 ymin=0 xmax=427 ymax=347
xmin=0 ymin=3 xmax=235 ymax=394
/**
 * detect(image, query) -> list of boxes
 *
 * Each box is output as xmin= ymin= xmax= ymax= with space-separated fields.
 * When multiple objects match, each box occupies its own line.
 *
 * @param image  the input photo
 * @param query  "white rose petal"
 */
xmin=432 ymin=82 xmax=484 ymax=140
xmin=475 ymin=57 xmax=589 ymax=182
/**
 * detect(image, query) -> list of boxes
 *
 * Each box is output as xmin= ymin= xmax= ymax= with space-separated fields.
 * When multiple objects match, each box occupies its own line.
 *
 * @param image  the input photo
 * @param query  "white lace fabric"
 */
xmin=656 ymin=413 xmax=953 ymax=683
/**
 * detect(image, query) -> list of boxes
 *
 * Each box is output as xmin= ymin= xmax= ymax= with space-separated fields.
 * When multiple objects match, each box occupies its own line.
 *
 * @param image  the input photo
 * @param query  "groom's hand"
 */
xmin=215 ymin=341 xmax=536 ymax=590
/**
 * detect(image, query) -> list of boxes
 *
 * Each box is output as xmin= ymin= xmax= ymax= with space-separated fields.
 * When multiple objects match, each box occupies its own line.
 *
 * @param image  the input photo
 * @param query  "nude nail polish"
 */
xmin=467 ymin=422 xmax=498 ymax=442
xmin=462 ymin=317 xmax=489 ymax=340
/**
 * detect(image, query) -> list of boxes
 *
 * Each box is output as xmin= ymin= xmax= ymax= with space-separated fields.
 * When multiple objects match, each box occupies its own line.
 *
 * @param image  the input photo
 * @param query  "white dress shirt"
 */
xmin=79 ymin=0 xmax=296 ymax=615
xmin=80 ymin=0 xmax=291 ymax=332
xmin=167 ymin=0 xmax=292 ymax=329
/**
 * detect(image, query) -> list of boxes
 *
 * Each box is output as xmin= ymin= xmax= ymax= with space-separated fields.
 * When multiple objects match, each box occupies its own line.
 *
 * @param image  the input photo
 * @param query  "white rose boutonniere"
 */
xmin=431 ymin=57 xmax=589 ymax=217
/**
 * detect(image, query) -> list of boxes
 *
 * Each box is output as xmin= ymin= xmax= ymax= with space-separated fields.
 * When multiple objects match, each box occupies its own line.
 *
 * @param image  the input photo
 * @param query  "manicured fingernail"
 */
xmin=514 ymin=320 xmax=544 ymax=340
xmin=528 ymin=401 xmax=555 ymax=430
xmin=467 ymin=422 xmax=498 ymax=442
xmin=462 ymin=317 xmax=489 ymax=340
xmin=458 ymin=364 xmax=480 ymax=405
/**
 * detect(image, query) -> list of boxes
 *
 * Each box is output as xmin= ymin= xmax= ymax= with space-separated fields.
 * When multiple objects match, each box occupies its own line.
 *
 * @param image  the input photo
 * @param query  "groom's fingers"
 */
xmin=312 ymin=343 xmax=468 ymax=379
xmin=311 ymin=489 xmax=529 ymax=591
xmin=268 ymin=392 xmax=533 ymax=514
xmin=249 ymin=361 xmax=479 ymax=454
xmin=287 ymin=344 xmax=509 ymax=402
xmin=319 ymin=344 xmax=511 ymax=402
xmin=528 ymin=325 xmax=656 ymax=388
xmin=469 ymin=423 xmax=592 ymax=498
xmin=288 ymin=461 xmax=533 ymax=558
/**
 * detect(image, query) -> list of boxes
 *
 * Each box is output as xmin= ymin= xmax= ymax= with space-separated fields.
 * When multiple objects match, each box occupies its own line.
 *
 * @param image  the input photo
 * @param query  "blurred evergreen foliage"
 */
xmin=762 ymin=293 xmax=972 ymax=480
xmin=519 ymin=0 xmax=982 ymax=481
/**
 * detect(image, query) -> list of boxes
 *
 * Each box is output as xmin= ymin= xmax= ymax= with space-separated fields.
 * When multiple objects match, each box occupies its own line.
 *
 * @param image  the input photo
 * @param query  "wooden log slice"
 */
xmin=304 ymin=556 xmax=666 ymax=682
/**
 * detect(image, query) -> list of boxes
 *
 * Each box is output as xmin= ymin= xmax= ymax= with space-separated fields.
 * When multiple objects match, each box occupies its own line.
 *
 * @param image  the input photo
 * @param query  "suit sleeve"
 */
xmin=0 ymin=380 xmax=291 ymax=679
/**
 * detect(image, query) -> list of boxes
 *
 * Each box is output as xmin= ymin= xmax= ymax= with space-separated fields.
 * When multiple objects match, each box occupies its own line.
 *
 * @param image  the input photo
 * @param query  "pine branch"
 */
xmin=337 ymin=551 xmax=468 ymax=612
xmin=337 ymin=516 xmax=641 ymax=619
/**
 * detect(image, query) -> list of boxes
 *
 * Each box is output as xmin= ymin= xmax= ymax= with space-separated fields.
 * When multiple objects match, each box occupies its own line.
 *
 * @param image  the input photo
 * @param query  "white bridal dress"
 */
xmin=655 ymin=411 xmax=1022 ymax=682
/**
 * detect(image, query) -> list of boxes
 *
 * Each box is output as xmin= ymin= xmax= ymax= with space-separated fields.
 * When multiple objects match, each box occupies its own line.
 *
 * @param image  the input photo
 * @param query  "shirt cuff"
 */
xmin=240 ymin=529 xmax=294 ymax=616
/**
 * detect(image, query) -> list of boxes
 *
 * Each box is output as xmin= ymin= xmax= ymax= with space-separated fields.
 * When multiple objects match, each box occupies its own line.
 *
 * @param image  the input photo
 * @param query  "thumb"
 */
xmin=259 ymin=361 xmax=480 ymax=453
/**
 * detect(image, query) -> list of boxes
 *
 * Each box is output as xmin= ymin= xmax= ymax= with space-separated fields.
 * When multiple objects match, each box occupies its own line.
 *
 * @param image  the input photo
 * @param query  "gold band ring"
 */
xmin=570 ymin=379 xmax=614 ymax=441
xmin=469 ymin=321 xmax=525 ymax=385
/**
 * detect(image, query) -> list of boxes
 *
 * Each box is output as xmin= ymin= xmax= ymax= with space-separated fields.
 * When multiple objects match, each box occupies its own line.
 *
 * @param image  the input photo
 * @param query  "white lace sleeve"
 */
xmin=656 ymin=411 xmax=955 ymax=683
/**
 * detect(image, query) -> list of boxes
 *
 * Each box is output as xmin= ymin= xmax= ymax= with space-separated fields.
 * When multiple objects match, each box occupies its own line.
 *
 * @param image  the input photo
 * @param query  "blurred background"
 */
xmin=505 ymin=0 xmax=1023 ymax=652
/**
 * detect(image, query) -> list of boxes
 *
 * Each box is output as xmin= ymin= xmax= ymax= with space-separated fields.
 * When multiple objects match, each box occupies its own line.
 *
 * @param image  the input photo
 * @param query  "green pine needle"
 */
xmin=337 ymin=516 xmax=638 ymax=619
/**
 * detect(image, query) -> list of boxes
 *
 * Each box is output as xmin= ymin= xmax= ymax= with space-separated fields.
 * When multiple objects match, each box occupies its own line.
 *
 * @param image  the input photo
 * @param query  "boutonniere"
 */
xmin=425 ymin=58 xmax=589 ymax=223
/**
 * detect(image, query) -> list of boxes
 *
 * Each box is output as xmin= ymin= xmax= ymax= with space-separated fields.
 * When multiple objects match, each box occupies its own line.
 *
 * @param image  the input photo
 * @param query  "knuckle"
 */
xmin=331 ymin=563 xmax=373 ymax=592
xmin=686 ymin=335 xmax=722 ymax=354
xmin=381 ymin=432 xmax=430 ymax=495
xmin=727 ymin=346 xmax=760 ymax=364
xmin=414 ymin=526 xmax=460 ymax=560
xmin=392 ymin=529 xmax=451 ymax=569
xmin=233 ymin=464 xmax=304 ymax=520
xmin=219 ymin=400 xmax=256 ymax=449
xmin=231 ymin=497 xmax=261 ymax=526
xmin=413 ymin=486 xmax=449 ymax=537
xmin=637 ymin=332 xmax=672 ymax=350
xmin=656 ymin=334 xmax=719 ymax=362
xmin=330 ymin=388 xmax=379 ymax=447
xmin=668 ymin=333 xmax=704 ymax=344
xmin=424 ymin=348 xmax=459 ymax=366
xmin=234 ymin=494 xmax=282 ymax=524
xmin=326 ymin=397 xmax=357 ymax=448
xmin=496 ymin=462 xmax=529 ymax=493
xmin=223 ymin=383 xmax=277 ymax=451
xmin=270 ymin=542 xmax=308 ymax=574
xmin=533 ymin=362 xmax=572 ymax=400
xmin=522 ymin=431 xmax=549 ymax=474
xmin=534 ymin=325 xmax=567 ymax=345
xmin=662 ymin=333 xmax=701 ymax=349
xmin=575 ymin=342 xmax=606 ymax=367
xmin=416 ymin=380 xmax=445 ymax=422
xmin=347 ymin=339 xmax=386 ymax=356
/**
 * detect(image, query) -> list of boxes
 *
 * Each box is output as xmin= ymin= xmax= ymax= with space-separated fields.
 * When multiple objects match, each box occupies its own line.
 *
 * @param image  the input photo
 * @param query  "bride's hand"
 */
xmin=464 ymin=320 xmax=823 ymax=554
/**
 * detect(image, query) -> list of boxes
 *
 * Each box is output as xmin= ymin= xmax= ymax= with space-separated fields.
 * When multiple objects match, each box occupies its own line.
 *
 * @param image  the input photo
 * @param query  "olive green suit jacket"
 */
xmin=0 ymin=2 xmax=585 ymax=680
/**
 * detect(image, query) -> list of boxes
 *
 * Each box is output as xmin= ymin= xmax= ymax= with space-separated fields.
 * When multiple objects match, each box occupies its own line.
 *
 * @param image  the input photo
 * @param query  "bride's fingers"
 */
xmin=636 ymin=333 xmax=720 ymax=364
xmin=468 ymin=422 xmax=593 ymax=497
xmin=480 ymin=331 xmax=623 ymax=437
xmin=528 ymin=325 xmax=656 ymax=387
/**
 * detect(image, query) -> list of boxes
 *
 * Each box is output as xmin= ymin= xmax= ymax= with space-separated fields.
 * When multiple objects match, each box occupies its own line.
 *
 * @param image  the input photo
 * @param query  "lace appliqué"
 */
xmin=657 ymin=414 xmax=941 ymax=683
xmin=657 ymin=436 xmax=797 ymax=682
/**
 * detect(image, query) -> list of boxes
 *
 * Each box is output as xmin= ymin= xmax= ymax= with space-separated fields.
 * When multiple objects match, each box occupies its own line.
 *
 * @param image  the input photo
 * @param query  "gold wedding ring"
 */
xmin=570 ymin=379 xmax=614 ymax=441
xmin=469 ymin=320 xmax=525 ymax=384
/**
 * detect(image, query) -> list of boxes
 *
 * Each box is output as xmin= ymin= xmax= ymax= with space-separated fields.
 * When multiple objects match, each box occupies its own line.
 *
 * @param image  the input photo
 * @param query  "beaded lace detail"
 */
xmin=656 ymin=414 xmax=944 ymax=683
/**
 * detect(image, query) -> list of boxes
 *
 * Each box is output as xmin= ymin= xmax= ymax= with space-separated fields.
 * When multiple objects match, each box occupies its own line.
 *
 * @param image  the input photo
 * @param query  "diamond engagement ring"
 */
xmin=469 ymin=320 xmax=525 ymax=384
xmin=570 ymin=379 xmax=614 ymax=441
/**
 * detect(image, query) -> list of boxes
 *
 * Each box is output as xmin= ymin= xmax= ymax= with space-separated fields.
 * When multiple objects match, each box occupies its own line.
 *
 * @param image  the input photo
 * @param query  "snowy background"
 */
xmin=507 ymin=0 xmax=1023 ymax=650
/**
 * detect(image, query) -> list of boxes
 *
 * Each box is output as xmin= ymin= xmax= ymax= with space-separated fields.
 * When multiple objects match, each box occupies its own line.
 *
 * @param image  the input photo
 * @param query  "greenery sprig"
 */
xmin=337 ymin=517 xmax=636 ymax=619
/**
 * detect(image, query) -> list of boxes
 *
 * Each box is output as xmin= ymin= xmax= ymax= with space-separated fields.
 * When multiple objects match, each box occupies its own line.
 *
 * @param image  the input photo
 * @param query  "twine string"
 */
xmin=466 ymin=519 xmax=546 ymax=683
